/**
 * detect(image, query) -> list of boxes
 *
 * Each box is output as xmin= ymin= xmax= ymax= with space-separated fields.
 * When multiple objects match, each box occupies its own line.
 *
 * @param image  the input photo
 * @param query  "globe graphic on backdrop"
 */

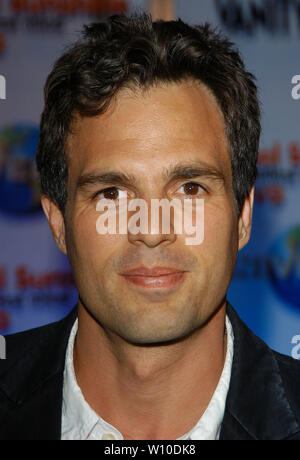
xmin=268 ymin=226 xmax=300 ymax=310
xmin=0 ymin=124 xmax=41 ymax=215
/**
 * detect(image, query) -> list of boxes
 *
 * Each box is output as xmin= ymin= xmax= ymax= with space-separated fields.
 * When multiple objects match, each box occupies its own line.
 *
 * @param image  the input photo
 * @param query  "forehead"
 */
xmin=67 ymin=80 xmax=231 ymax=182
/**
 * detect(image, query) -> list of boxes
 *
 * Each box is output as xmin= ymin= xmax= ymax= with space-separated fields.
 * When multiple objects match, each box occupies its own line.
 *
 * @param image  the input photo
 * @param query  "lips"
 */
xmin=120 ymin=266 xmax=187 ymax=289
xmin=121 ymin=266 xmax=184 ymax=277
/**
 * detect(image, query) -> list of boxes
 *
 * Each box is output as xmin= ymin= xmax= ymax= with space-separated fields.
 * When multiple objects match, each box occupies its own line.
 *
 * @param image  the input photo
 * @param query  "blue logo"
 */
xmin=268 ymin=227 xmax=300 ymax=310
xmin=0 ymin=124 xmax=41 ymax=216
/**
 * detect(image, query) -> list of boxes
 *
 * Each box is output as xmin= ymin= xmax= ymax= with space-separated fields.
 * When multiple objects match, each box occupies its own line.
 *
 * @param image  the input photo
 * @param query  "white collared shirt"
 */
xmin=61 ymin=316 xmax=234 ymax=440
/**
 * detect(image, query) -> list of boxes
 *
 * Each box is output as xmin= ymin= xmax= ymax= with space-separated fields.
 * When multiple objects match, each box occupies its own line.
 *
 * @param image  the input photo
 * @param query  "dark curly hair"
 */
xmin=36 ymin=12 xmax=260 ymax=215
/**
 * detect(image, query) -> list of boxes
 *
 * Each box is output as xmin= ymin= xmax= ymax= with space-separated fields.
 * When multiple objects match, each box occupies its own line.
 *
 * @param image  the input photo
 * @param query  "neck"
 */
xmin=73 ymin=302 xmax=227 ymax=440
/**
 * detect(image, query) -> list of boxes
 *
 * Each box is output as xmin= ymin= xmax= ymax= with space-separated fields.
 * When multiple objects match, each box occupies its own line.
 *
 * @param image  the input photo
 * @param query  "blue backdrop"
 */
xmin=0 ymin=0 xmax=299 ymax=359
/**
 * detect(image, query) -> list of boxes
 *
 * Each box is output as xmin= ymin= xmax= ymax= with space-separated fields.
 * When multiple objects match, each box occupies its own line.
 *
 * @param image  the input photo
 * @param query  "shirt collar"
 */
xmin=61 ymin=315 xmax=234 ymax=440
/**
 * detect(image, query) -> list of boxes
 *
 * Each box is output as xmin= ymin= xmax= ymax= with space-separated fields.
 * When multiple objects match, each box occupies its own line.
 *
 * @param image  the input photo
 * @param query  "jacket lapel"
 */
xmin=0 ymin=306 xmax=78 ymax=440
xmin=220 ymin=303 xmax=300 ymax=440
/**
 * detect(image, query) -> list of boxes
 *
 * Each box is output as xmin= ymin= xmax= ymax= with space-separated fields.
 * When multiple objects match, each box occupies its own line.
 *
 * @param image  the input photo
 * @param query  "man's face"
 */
xmin=46 ymin=81 xmax=252 ymax=344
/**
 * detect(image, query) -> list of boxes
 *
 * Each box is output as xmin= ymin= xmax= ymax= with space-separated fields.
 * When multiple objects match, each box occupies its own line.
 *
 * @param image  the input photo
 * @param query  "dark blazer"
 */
xmin=1 ymin=303 xmax=300 ymax=440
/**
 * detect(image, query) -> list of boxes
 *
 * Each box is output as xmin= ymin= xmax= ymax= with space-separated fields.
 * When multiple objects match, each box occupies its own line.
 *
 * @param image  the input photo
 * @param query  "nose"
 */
xmin=127 ymin=198 xmax=177 ymax=248
xmin=129 ymin=231 xmax=176 ymax=248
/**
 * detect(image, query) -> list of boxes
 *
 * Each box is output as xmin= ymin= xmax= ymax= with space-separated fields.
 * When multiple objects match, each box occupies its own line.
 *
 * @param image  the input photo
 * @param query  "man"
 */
xmin=1 ymin=13 xmax=300 ymax=441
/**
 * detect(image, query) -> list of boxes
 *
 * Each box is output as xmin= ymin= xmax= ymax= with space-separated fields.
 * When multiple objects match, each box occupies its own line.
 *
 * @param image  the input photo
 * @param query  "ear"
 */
xmin=238 ymin=186 xmax=255 ymax=251
xmin=41 ymin=195 xmax=67 ymax=255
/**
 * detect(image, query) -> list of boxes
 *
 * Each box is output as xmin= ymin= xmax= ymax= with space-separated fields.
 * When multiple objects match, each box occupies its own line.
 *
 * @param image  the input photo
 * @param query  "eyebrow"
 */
xmin=163 ymin=162 xmax=226 ymax=184
xmin=76 ymin=161 xmax=226 ymax=191
xmin=77 ymin=171 xmax=138 ymax=190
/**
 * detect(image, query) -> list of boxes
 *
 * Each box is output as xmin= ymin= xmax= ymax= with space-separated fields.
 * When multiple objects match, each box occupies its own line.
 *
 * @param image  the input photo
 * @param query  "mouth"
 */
xmin=119 ymin=266 xmax=188 ymax=290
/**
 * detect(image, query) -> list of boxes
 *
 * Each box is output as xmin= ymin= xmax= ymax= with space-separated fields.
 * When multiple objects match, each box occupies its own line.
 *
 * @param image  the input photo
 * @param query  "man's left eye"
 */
xmin=178 ymin=182 xmax=204 ymax=196
xmin=98 ymin=187 xmax=128 ymax=200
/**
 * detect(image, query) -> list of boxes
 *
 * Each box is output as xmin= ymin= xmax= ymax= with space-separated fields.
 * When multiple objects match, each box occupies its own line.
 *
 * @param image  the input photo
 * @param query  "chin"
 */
xmin=116 ymin=320 xmax=197 ymax=346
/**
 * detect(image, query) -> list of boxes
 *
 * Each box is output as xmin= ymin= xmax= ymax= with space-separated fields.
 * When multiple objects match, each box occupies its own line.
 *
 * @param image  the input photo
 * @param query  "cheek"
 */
xmin=202 ymin=201 xmax=239 ymax=264
xmin=66 ymin=209 xmax=122 ymax=270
